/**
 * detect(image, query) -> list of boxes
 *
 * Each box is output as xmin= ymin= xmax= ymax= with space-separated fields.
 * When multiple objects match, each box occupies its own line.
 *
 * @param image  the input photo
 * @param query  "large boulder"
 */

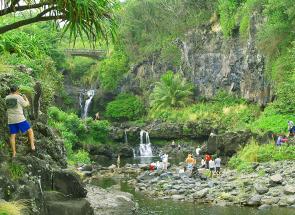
xmin=52 ymin=170 xmax=87 ymax=198
xmin=207 ymin=130 xmax=255 ymax=156
xmin=44 ymin=191 xmax=93 ymax=215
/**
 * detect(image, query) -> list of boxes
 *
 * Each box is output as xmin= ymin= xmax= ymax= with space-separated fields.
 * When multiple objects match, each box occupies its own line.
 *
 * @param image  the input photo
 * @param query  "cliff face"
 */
xmin=120 ymin=13 xmax=272 ymax=106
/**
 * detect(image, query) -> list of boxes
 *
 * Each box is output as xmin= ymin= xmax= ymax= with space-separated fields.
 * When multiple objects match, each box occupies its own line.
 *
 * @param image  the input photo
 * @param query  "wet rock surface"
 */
xmin=86 ymin=184 xmax=136 ymax=215
xmin=128 ymin=161 xmax=295 ymax=208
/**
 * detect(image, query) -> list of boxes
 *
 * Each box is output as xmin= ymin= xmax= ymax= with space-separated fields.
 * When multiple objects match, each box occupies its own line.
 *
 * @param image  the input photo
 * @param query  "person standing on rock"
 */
xmin=195 ymin=146 xmax=201 ymax=157
xmin=209 ymin=159 xmax=215 ymax=178
xmin=5 ymin=85 xmax=35 ymax=157
xmin=162 ymin=153 xmax=169 ymax=170
xmin=185 ymin=154 xmax=196 ymax=172
xmin=205 ymin=153 xmax=211 ymax=169
xmin=288 ymin=120 xmax=295 ymax=136
xmin=215 ymin=156 xmax=221 ymax=175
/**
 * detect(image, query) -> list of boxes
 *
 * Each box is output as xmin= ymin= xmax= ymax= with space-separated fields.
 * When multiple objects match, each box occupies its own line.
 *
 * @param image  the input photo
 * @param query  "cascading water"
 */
xmin=124 ymin=130 xmax=128 ymax=144
xmin=139 ymin=130 xmax=153 ymax=157
xmin=81 ymin=89 xmax=95 ymax=119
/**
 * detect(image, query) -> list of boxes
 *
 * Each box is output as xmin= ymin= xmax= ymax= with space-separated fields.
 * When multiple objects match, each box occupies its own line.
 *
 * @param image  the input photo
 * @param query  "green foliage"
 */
xmin=150 ymin=71 xmax=194 ymax=110
xmin=119 ymin=0 xmax=216 ymax=63
xmin=1 ymin=0 xmax=117 ymax=45
xmin=229 ymin=141 xmax=295 ymax=172
xmin=65 ymin=57 xmax=96 ymax=81
xmin=0 ymin=21 xmax=63 ymax=112
xmin=8 ymin=163 xmax=25 ymax=180
xmin=106 ymin=94 xmax=144 ymax=121
xmin=0 ymin=201 xmax=26 ymax=215
xmin=48 ymin=107 xmax=110 ymax=164
xmin=68 ymin=150 xmax=91 ymax=165
xmin=249 ymin=105 xmax=295 ymax=133
xmin=149 ymin=91 xmax=260 ymax=131
xmin=84 ymin=49 xmax=129 ymax=90
xmin=218 ymin=0 xmax=240 ymax=37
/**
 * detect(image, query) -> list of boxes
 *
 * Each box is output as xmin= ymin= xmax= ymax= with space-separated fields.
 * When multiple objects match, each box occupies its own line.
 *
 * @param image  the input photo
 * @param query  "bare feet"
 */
xmin=12 ymin=152 xmax=16 ymax=158
xmin=31 ymin=144 xmax=36 ymax=151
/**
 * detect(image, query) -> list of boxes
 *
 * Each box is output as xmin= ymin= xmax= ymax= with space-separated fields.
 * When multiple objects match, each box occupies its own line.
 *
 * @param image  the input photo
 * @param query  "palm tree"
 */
xmin=0 ymin=0 xmax=117 ymax=44
xmin=150 ymin=71 xmax=194 ymax=110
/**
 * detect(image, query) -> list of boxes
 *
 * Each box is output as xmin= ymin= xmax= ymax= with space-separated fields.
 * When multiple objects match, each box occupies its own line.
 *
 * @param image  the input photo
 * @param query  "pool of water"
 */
xmin=92 ymin=177 xmax=295 ymax=215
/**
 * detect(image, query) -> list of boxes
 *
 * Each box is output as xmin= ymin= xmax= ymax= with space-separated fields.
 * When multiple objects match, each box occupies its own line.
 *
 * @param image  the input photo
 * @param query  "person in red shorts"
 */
xmin=5 ymin=85 xmax=35 ymax=157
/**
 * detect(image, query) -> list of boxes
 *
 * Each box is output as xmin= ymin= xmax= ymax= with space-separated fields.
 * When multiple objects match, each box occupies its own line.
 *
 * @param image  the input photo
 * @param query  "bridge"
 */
xmin=64 ymin=49 xmax=106 ymax=59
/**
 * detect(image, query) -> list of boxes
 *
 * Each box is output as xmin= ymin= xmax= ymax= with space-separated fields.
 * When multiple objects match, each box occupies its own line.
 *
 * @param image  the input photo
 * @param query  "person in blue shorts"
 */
xmin=5 ymin=85 xmax=35 ymax=157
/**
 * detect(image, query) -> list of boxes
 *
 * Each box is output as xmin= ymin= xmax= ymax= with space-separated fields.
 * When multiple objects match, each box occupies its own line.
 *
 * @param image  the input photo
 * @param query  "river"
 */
xmin=93 ymin=177 xmax=295 ymax=215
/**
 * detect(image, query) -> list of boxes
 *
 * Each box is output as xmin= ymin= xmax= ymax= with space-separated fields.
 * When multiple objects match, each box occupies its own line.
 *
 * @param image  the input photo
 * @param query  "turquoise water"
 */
xmin=93 ymin=177 xmax=295 ymax=215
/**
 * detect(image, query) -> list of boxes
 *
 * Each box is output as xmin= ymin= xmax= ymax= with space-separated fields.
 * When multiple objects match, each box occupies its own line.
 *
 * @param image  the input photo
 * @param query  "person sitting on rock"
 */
xmin=209 ymin=159 xmax=215 ymax=178
xmin=5 ymin=85 xmax=35 ymax=157
xmin=185 ymin=154 xmax=196 ymax=172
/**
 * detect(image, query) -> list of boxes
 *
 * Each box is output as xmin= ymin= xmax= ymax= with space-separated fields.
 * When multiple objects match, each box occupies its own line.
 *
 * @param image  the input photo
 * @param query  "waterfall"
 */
xmin=38 ymin=177 xmax=43 ymax=195
xmin=81 ymin=89 xmax=95 ymax=119
xmin=124 ymin=130 xmax=128 ymax=144
xmin=139 ymin=130 xmax=153 ymax=157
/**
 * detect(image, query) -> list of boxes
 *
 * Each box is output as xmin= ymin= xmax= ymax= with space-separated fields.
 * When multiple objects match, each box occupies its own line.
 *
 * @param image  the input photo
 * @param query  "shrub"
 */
xmin=229 ymin=141 xmax=295 ymax=172
xmin=0 ymin=201 xmax=26 ymax=215
xmin=106 ymin=94 xmax=144 ymax=121
xmin=249 ymin=105 xmax=295 ymax=133
xmin=48 ymin=107 xmax=110 ymax=164
xmin=149 ymin=71 xmax=194 ymax=110
xmin=8 ymin=163 xmax=25 ymax=180
xmin=68 ymin=150 xmax=91 ymax=165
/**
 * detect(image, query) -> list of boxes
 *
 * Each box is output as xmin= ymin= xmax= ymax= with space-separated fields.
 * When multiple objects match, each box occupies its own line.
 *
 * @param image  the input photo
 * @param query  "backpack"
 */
xmin=6 ymin=98 xmax=18 ymax=109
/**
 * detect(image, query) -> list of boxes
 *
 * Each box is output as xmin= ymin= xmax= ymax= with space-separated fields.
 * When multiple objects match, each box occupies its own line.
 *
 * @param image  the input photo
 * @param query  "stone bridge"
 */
xmin=64 ymin=49 xmax=106 ymax=59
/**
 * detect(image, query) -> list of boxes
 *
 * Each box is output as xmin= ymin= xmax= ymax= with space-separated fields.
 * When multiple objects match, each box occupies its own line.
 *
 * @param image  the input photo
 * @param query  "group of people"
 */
xmin=186 ymin=152 xmax=221 ymax=178
xmin=273 ymin=120 xmax=295 ymax=146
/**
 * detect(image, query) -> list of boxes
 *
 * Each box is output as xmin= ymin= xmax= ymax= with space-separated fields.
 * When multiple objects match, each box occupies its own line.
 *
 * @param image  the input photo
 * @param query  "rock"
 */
xmin=171 ymin=195 xmax=185 ymax=201
xmin=287 ymin=196 xmax=295 ymax=205
xmin=258 ymin=204 xmax=271 ymax=210
xmin=86 ymin=184 xmax=136 ymax=215
xmin=193 ymin=188 xmax=209 ymax=199
xmin=117 ymin=144 xmax=134 ymax=158
xmin=254 ymin=184 xmax=269 ymax=195
xmin=53 ymin=170 xmax=87 ymax=198
xmin=247 ymin=195 xmax=262 ymax=206
xmin=45 ymin=199 xmax=93 ymax=215
xmin=270 ymin=174 xmax=283 ymax=185
xmin=284 ymin=185 xmax=295 ymax=195
xmin=260 ymin=196 xmax=280 ymax=205
xmin=207 ymin=131 xmax=255 ymax=156
xmin=108 ymin=164 xmax=116 ymax=170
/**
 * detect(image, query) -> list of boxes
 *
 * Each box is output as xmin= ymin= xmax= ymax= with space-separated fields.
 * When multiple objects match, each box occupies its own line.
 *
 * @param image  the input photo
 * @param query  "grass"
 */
xmin=229 ymin=140 xmax=295 ymax=172
xmin=8 ymin=163 xmax=25 ymax=180
xmin=0 ymin=201 xmax=26 ymax=215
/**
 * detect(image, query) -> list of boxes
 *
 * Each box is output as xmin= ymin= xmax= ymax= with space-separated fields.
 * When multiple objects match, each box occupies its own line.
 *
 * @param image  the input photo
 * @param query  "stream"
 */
xmin=93 ymin=177 xmax=295 ymax=215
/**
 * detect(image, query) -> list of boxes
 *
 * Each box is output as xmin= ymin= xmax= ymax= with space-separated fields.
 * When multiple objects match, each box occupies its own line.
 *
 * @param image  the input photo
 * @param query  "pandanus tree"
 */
xmin=150 ymin=71 xmax=194 ymax=110
xmin=0 ymin=0 xmax=117 ymax=43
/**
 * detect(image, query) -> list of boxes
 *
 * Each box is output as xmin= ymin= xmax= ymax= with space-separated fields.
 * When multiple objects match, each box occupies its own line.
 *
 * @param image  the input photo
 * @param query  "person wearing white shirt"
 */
xmin=195 ymin=146 xmax=201 ymax=156
xmin=215 ymin=156 xmax=221 ymax=175
xmin=209 ymin=159 xmax=215 ymax=178
xmin=201 ymin=159 xmax=206 ymax=168
xmin=162 ymin=154 xmax=168 ymax=170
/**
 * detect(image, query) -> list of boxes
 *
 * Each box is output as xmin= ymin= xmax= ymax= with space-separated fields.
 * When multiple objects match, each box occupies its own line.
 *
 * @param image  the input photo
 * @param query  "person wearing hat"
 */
xmin=5 ymin=85 xmax=35 ymax=157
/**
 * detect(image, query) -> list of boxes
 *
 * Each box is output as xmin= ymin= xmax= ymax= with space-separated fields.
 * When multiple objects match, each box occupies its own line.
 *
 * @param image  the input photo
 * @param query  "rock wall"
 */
xmin=119 ymin=13 xmax=272 ymax=106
